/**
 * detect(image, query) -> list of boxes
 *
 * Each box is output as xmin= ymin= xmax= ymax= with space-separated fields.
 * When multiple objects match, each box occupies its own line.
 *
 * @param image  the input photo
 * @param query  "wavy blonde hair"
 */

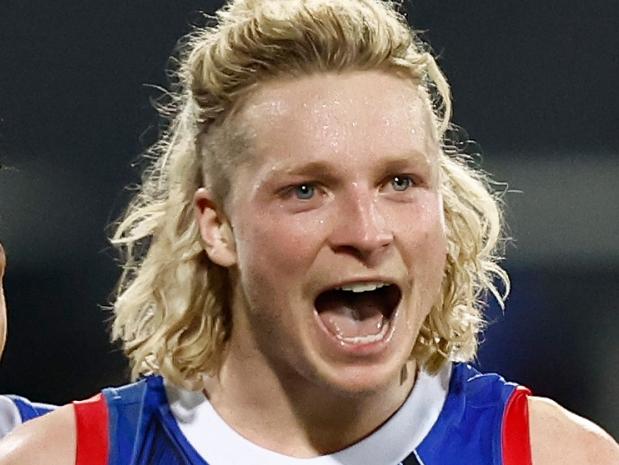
xmin=111 ymin=0 xmax=509 ymax=388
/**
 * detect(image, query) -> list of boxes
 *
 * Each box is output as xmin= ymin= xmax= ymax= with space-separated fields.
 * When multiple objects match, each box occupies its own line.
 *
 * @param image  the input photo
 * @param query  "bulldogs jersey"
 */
xmin=73 ymin=363 xmax=532 ymax=465
xmin=0 ymin=395 xmax=56 ymax=438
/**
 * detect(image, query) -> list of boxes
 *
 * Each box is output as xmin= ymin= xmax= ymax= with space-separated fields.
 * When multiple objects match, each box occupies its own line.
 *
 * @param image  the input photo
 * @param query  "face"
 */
xmin=198 ymin=70 xmax=447 ymax=395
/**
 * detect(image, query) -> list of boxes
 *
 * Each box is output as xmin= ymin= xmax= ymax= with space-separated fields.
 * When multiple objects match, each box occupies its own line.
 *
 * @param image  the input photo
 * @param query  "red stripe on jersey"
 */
xmin=502 ymin=386 xmax=533 ymax=465
xmin=73 ymin=393 xmax=109 ymax=465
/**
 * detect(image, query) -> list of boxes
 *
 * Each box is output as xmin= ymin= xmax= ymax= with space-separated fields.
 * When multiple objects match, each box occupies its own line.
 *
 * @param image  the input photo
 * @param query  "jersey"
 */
xmin=73 ymin=363 xmax=532 ymax=465
xmin=0 ymin=395 xmax=56 ymax=438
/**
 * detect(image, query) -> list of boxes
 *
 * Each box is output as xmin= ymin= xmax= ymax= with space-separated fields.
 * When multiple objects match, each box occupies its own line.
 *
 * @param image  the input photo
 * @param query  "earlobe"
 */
xmin=194 ymin=188 xmax=237 ymax=267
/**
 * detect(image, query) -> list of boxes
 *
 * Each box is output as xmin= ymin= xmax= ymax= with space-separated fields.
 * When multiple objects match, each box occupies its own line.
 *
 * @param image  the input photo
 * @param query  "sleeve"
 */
xmin=73 ymin=393 xmax=110 ymax=465
xmin=502 ymin=386 xmax=533 ymax=465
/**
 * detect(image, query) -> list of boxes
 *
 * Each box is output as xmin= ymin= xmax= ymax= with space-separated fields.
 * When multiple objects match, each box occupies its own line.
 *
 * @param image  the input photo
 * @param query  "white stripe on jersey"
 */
xmin=0 ymin=395 xmax=23 ymax=439
xmin=164 ymin=364 xmax=451 ymax=465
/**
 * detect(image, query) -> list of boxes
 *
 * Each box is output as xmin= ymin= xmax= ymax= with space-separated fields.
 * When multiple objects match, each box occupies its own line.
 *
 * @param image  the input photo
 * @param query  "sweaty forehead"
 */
xmin=237 ymin=71 xmax=438 ymax=161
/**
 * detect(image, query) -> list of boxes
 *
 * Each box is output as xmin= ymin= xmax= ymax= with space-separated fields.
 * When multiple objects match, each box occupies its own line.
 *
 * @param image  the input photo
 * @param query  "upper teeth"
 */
xmin=337 ymin=282 xmax=389 ymax=293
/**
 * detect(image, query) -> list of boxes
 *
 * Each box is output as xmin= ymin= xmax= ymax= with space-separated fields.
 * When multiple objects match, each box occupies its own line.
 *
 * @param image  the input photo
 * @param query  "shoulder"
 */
xmin=528 ymin=395 xmax=619 ymax=465
xmin=0 ymin=394 xmax=57 ymax=438
xmin=0 ymin=404 xmax=75 ymax=465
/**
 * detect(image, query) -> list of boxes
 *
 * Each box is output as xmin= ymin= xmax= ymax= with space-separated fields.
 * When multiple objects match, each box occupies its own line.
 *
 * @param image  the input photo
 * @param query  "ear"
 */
xmin=194 ymin=188 xmax=237 ymax=267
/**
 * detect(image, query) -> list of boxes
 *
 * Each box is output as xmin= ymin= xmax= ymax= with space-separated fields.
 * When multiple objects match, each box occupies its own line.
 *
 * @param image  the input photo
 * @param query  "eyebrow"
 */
xmin=378 ymin=154 xmax=433 ymax=172
xmin=269 ymin=151 xmax=433 ymax=179
xmin=278 ymin=160 xmax=338 ymax=178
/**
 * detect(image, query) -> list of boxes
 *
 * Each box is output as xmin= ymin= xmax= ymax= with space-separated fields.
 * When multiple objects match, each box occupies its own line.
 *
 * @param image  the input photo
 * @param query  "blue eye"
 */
xmin=390 ymin=175 xmax=414 ymax=191
xmin=293 ymin=184 xmax=315 ymax=200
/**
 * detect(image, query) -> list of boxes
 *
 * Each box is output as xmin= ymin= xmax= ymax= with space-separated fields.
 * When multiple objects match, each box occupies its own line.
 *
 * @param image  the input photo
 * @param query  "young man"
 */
xmin=0 ymin=0 xmax=617 ymax=464
xmin=0 ymin=246 xmax=57 ymax=438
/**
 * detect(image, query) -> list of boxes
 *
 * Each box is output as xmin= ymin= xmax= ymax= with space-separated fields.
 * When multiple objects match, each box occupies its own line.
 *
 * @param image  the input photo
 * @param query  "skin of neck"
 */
xmin=202 ymin=287 xmax=418 ymax=458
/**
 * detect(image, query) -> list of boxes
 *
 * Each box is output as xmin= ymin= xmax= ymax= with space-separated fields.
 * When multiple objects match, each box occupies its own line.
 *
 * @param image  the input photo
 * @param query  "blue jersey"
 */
xmin=0 ymin=395 xmax=56 ymax=438
xmin=73 ymin=363 xmax=532 ymax=465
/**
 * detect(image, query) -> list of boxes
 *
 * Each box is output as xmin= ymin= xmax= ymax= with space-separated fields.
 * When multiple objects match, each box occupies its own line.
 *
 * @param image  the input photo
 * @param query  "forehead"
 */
xmin=237 ymin=70 xmax=439 ymax=168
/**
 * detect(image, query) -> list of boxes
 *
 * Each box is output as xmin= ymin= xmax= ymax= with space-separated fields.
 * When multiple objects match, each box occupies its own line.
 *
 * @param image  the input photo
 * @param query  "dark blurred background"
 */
xmin=0 ymin=0 xmax=617 ymax=437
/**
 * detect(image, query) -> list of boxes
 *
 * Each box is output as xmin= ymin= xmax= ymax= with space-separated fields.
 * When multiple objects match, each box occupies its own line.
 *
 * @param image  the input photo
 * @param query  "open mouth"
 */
xmin=314 ymin=283 xmax=402 ymax=345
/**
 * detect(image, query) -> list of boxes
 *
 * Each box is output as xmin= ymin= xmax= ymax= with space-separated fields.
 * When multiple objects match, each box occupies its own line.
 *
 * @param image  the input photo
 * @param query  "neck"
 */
xmin=203 ymin=346 xmax=417 ymax=458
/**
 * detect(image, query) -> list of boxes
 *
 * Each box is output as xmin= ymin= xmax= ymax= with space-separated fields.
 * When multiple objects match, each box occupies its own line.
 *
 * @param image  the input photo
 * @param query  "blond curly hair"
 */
xmin=111 ymin=0 xmax=509 ymax=388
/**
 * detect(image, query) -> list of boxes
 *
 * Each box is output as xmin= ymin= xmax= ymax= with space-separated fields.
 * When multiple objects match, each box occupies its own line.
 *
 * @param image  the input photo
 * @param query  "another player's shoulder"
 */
xmin=0 ymin=404 xmax=75 ymax=465
xmin=528 ymin=395 xmax=619 ymax=465
xmin=0 ymin=394 xmax=57 ymax=438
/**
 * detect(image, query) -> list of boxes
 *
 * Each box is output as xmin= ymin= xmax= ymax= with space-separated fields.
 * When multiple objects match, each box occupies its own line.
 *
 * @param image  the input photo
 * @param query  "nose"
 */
xmin=328 ymin=189 xmax=394 ymax=262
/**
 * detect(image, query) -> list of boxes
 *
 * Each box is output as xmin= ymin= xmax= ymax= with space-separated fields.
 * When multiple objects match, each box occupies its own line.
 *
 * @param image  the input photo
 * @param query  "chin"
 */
xmin=306 ymin=349 xmax=413 ymax=398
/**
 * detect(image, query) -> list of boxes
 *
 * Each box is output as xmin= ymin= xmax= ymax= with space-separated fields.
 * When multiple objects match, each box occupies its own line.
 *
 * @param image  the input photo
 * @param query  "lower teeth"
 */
xmin=335 ymin=321 xmax=389 ymax=344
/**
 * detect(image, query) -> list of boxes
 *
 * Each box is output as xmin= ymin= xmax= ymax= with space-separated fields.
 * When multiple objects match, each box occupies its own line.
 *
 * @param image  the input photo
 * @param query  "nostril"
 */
xmin=329 ymin=240 xmax=393 ymax=263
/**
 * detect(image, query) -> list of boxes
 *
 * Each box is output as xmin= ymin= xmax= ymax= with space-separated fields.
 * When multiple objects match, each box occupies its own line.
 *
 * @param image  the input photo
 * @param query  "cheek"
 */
xmin=232 ymin=205 xmax=329 ymax=282
xmin=394 ymin=195 xmax=446 ymax=244
xmin=391 ymin=195 xmax=448 ymax=278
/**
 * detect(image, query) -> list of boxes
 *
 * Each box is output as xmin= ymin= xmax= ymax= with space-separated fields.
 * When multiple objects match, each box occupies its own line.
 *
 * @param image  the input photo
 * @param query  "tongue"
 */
xmin=317 ymin=292 xmax=386 ymax=339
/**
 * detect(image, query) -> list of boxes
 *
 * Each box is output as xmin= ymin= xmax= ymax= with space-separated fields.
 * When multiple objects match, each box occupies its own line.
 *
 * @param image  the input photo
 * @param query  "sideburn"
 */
xmin=198 ymin=113 xmax=256 ymax=207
